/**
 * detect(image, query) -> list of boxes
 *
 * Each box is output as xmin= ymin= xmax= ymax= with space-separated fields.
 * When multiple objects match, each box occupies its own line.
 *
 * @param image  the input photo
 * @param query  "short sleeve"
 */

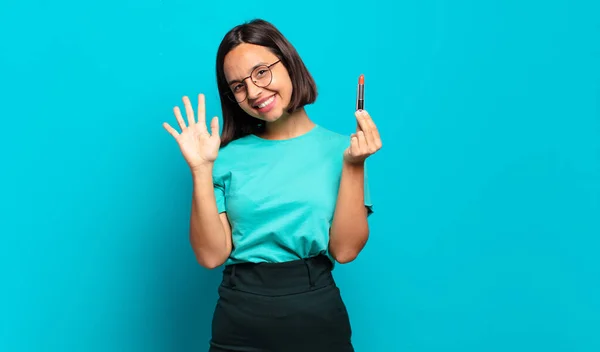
xmin=364 ymin=162 xmax=374 ymax=216
xmin=213 ymin=177 xmax=226 ymax=213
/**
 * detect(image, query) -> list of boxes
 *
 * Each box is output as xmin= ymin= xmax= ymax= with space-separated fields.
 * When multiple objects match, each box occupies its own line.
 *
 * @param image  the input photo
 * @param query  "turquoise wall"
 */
xmin=1 ymin=0 xmax=598 ymax=351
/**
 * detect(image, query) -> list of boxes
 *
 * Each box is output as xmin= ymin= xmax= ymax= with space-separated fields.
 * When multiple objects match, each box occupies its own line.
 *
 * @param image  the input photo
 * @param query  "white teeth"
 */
xmin=256 ymin=96 xmax=274 ymax=108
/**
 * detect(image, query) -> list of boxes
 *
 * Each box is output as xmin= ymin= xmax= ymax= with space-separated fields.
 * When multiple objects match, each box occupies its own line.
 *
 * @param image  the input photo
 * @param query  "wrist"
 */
xmin=190 ymin=162 xmax=214 ymax=177
xmin=343 ymin=159 xmax=365 ymax=170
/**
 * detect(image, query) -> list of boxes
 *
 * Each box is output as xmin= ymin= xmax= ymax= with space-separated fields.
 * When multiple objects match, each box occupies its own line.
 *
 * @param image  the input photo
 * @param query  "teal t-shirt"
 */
xmin=212 ymin=124 xmax=373 ymax=265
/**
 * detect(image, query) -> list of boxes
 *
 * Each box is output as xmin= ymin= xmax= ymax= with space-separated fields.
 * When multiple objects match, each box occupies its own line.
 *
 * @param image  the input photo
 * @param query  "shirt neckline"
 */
xmin=248 ymin=124 xmax=320 ymax=143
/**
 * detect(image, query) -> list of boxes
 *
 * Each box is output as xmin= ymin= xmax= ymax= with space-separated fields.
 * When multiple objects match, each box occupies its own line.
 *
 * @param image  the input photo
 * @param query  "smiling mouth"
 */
xmin=253 ymin=95 xmax=275 ymax=109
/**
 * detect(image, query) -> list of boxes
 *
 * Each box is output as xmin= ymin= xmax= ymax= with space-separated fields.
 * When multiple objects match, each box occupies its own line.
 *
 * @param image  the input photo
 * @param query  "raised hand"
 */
xmin=344 ymin=109 xmax=382 ymax=164
xmin=163 ymin=94 xmax=221 ymax=171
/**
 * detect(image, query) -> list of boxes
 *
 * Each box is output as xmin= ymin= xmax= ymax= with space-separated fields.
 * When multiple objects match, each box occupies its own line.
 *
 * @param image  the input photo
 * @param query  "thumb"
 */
xmin=346 ymin=133 xmax=358 ymax=156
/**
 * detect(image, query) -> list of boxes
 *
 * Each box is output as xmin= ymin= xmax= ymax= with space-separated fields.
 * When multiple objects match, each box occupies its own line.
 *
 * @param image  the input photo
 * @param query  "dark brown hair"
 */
xmin=215 ymin=19 xmax=318 ymax=147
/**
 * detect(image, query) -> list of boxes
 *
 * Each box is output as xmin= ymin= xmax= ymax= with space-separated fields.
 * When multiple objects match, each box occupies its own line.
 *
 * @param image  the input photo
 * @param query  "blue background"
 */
xmin=1 ymin=0 xmax=599 ymax=351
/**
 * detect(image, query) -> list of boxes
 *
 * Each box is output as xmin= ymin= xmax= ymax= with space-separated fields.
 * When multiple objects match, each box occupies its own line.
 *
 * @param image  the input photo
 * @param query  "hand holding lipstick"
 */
xmin=344 ymin=109 xmax=382 ymax=164
xmin=344 ymin=74 xmax=382 ymax=165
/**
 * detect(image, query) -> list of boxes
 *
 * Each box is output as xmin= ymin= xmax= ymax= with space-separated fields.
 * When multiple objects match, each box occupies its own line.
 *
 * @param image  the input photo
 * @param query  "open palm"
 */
xmin=163 ymin=94 xmax=221 ymax=170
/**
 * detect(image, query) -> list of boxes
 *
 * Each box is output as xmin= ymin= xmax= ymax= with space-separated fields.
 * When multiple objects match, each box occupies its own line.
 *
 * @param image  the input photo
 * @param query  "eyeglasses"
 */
xmin=224 ymin=60 xmax=281 ymax=103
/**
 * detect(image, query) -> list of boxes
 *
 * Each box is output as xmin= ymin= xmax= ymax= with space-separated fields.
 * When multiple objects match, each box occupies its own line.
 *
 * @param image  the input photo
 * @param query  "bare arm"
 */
xmin=163 ymin=94 xmax=231 ymax=269
xmin=189 ymin=165 xmax=232 ymax=269
xmin=329 ymin=109 xmax=382 ymax=263
xmin=329 ymin=161 xmax=370 ymax=263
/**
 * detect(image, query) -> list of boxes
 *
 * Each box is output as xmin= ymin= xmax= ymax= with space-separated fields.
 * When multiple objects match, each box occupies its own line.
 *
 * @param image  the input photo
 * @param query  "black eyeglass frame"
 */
xmin=223 ymin=59 xmax=282 ymax=103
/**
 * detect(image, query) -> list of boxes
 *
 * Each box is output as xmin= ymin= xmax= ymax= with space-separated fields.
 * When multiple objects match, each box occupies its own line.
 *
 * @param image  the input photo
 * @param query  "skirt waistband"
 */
xmin=220 ymin=254 xmax=335 ymax=296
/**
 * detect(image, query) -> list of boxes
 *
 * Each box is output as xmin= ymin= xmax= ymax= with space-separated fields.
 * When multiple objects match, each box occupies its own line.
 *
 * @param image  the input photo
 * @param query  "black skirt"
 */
xmin=208 ymin=254 xmax=354 ymax=352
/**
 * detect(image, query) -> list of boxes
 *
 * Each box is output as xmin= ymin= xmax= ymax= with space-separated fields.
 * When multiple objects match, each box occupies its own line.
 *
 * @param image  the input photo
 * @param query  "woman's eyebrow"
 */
xmin=227 ymin=61 xmax=269 ymax=85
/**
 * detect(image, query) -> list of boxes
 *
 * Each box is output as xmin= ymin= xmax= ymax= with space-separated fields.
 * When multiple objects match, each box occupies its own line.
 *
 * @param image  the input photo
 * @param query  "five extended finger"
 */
xmin=210 ymin=116 xmax=220 ymax=138
xmin=197 ymin=93 xmax=207 ymax=129
xmin=163 ymin=122 xmax=179 ymax=138
xmin=173 ymin=106 xmax=186 ymax=131
xmin=183 ymin=96 xmax=195 ymax=126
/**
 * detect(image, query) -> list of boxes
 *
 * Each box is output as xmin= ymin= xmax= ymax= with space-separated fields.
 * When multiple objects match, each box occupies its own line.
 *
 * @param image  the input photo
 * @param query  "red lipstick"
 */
xmin=356 ymin=74 xmax=364 ymax=111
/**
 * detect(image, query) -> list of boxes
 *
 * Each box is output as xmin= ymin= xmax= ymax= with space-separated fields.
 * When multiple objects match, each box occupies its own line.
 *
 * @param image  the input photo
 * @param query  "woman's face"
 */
xmin=223 ymin=43 xmax=293 ymax=122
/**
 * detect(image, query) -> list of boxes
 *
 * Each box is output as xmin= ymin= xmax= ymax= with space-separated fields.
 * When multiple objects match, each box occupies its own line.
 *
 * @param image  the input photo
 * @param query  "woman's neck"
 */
xmin=260 ymin=107 xmax=315 ymax=140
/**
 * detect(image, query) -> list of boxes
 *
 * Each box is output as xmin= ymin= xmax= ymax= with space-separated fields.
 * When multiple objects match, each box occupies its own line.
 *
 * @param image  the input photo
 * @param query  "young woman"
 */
xmin=163 ymin=19 xmax=382 ymax=352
